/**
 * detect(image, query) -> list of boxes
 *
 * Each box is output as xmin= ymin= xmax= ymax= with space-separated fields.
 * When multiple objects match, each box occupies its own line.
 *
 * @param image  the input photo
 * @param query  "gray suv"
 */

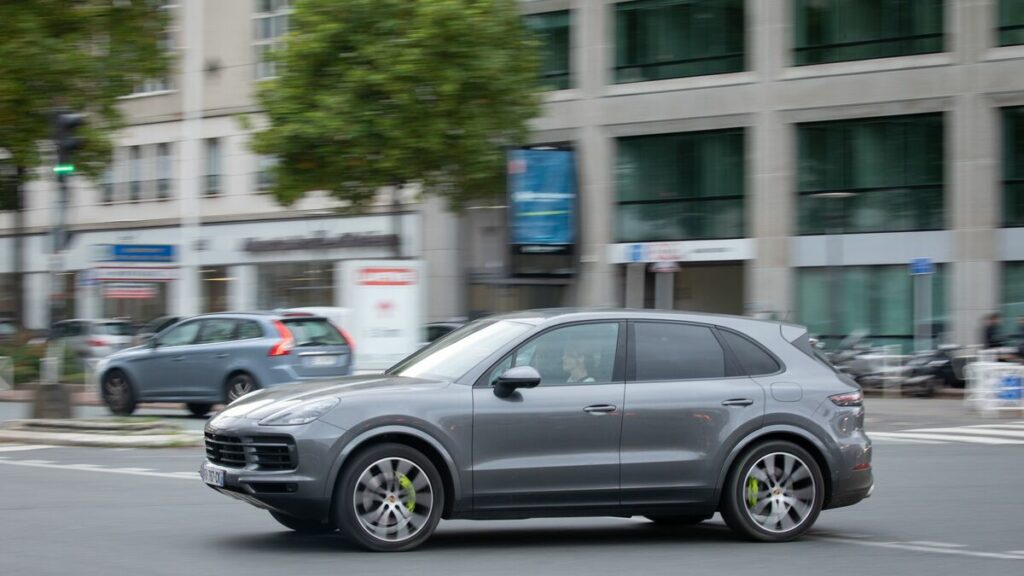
xmin=98 ymin=312 xmax=354 ymax=417
xmin=201 ymin=309 xmax=872 ymax=551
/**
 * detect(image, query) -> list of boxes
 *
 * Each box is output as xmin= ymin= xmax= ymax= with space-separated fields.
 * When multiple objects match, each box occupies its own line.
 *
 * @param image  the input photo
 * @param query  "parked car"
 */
xmin=51 ymin=319 xmax=135 ymax=362
xmin=0 ymin=318 xmax=17 ymax=344
xmin=200 ymin=309 xmax=872 ymax=551
xmin=96 ymin=312 xmax=354 ymax=417
xmin=134 ymin=315 xmax=183 ymax=346
xmin=279 ymin=307 xmax=355 ymax=348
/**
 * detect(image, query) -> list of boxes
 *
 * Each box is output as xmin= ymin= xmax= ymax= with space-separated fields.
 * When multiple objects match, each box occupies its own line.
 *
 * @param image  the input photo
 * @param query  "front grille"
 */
xmin=205 ymin=432 xmax=297 ymax=471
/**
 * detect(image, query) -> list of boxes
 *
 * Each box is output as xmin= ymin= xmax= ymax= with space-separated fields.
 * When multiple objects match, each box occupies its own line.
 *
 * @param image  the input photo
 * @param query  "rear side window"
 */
xmin=719 ymin=330 xmax=781 ymax=376
xmin=97 ymin=322 xmax=132 ymax=336
xmin=237 ymin=321 xmax=264 ymax=340
xmin=197 ymin=319 xmax=238 ymax=344
xmin=633 ymin=322 xmax=725 ymax=381
xmin=283 ymin=319 xmax=345 ymax=346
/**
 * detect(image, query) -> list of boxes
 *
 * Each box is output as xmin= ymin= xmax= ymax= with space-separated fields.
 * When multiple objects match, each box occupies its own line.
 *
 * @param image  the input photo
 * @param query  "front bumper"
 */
xmin=201 ymin=417 xmax=345 ymax=522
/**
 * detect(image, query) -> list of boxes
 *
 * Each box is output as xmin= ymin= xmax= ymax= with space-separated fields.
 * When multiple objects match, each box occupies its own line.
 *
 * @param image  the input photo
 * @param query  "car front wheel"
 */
xmin=721 ymin=441 xmax=824 ymax=542
xmin=335 ymin=443 xmax=444 ymax=552
xmin=102 ymin=370 xmax=136 ymax=416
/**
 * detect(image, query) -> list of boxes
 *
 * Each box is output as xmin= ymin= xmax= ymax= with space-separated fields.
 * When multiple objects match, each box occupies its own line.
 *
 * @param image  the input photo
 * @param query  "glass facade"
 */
xmin=1000 ymin=0 xmax=1024 ymax=46
xmin=1005 ymin=106 xmax=1024 ymax=228
xmin=201 ymin=266 xmax=232 ymax=313
xmin=796 ymin=265 xmax=947 ymax=351
xmin=614 ymin=0 xmax=744 ymax=83
xmin=797 ymin=114 xmax=944 ymax=235
xmin=616 ymin=129 xmax=744 ymax=242
xmin=525 ymin=11 xmax=570 ymax=91
xmin=1005 ymin=262 xmax=1024 ymax=329
xmin=256 ymin=261 xmax=334 ymax=309
xmin=794 ymin=0 xmax=944 ymax=66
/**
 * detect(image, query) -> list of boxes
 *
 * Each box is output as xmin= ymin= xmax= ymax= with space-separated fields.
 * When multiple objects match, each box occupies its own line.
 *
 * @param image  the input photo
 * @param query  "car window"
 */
xmin=490 ymin=323 xmax=620 ymax=387
xmin=426 ymin=325 xmax=452 ymax=343
xmin=96 ymin=322 xmax=132 ymax=336
xmin=158 ymin=321 xmax=200 ymax=347
xmin=390 ymin=320 xmax=532 ymax=381
xmin=634 ymin=322 xmax=725 ymax=381
xmin=237 ymin=320 xmax=264 ymax=340
xmin=197 ymin=319 xmax=238 ymax=344
xmin=282 ymin=318 xmax=345 ymax=346
xmin=719 ymin=330 xmax=780 ymax=376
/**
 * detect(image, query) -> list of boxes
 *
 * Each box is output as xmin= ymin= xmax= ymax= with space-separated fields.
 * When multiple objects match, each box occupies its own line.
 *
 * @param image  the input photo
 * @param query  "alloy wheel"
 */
xmin=742 ymin=452 xmax=816 ymax=534
xmin=227 ymin=375 xmax=254 ymax=402
xmin=104 ymin=374 xmax=130 ymax=408
xmin=352 ymin=457 xmax=434 ymax=543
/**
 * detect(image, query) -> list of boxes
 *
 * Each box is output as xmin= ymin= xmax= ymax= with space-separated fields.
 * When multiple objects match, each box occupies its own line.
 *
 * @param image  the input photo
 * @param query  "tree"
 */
xmin=0 ymin=0 xmax=170 ymax=326
xmin=252 ymin=0 xmax=542 ymax=210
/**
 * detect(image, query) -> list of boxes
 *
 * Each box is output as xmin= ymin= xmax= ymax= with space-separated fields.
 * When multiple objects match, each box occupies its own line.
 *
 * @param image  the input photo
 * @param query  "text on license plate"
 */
xmin=307 ymin=355 xmax=338 ymax=367
xmin=201 ymin=465 xmax=224 ymax=487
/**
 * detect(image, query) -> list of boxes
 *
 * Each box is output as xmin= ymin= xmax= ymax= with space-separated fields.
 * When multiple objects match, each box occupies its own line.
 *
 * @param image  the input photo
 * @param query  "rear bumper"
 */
xmin=826 ymin=430 xmax=873 ymax=510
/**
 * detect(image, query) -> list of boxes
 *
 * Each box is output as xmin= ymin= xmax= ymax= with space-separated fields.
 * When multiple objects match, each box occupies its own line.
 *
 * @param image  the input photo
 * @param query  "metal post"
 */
xmin=177 ymin=0 xmax=202 ymax=317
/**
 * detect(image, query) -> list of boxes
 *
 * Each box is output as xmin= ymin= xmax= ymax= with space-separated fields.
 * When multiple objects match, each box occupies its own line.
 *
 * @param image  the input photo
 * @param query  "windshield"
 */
xmin=387 ymin=320 xmax=532 ymax=381
xmin=97 ymin=322 xmax=132 ymax=336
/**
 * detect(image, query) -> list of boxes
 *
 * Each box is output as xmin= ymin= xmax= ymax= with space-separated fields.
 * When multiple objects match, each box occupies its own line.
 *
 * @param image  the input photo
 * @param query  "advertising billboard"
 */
xmin=507 ymin=148 xmax=577 ymax=254
xmin=341 ymin=260 xmax=423 ymax=371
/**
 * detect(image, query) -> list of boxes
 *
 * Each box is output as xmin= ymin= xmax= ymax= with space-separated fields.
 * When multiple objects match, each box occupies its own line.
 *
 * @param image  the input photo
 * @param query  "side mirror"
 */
xmin=494 ymin=366 xmax=541 ymax=399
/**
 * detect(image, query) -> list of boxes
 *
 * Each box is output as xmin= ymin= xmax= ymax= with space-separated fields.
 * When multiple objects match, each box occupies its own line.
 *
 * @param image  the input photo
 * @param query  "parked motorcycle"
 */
xmin=901 ymin=344 xmax=967 ymax=397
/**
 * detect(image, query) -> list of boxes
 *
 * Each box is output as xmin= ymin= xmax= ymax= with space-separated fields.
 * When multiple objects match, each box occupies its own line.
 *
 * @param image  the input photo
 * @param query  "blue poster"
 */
xmin=507 ymin=149 xmax=576 ymax=247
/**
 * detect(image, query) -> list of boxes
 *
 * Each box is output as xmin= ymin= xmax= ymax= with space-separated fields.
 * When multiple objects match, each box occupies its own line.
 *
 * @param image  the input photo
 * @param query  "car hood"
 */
xmin=212 ymin=374 xmax=449 ymax=421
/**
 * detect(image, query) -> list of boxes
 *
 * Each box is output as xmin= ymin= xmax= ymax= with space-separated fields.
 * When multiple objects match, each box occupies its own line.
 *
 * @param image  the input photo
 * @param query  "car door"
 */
xmin=472 ymin=321 xmax=625 ymax=511
xmin=129 ymin=320 xmax=202 ymax=399
xmin=619 ymin=321 xmax=766 ymax=507
xmin=184 ymin=318 xmax=241 ymax=399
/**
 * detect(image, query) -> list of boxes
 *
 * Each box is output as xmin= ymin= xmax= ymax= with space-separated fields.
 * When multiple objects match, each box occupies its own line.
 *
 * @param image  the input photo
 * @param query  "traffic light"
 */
xmin=51 ymin=110 xmax=86 ymax=174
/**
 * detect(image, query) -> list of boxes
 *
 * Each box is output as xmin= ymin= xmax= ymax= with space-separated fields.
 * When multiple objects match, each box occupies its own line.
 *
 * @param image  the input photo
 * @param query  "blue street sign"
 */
xmin=628 ymin=244 xmax=645 ymax=263
xmin=910 ymin=257 xmax=935 ymax=276
xmin=97 ymin=244 xmax=177 ymax=263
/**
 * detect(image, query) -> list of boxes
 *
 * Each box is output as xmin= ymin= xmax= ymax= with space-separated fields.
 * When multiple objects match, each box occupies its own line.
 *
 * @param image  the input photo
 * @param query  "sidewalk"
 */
xmin=0 ymin=388 xmax=184 ymax=410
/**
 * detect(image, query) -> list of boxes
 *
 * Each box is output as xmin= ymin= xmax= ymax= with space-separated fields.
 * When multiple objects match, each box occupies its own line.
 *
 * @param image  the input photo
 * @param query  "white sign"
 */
xmin=94 ymin=267 xmax=178 ymax=282
xmin=342 ymin=260 xmax=423 ymax=371
xmin=608 ymin=239 xmax=755 ymax=264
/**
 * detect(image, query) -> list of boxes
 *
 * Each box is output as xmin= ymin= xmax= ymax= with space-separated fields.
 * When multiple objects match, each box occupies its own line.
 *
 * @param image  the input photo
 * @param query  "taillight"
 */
xmin=339 ymin=327 xmax=356 ymax=353
xmin=88 ymin=338 xmax=107 ymax=348
xmin=830 ymin=390 xmax=863 ymax=407
xmin=269 ymin=321 xmax=295 ymax=357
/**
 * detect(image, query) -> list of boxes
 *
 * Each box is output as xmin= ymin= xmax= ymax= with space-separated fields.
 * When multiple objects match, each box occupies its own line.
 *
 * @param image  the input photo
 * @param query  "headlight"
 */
xmin=258 ymin=397 xmax=340 ymax=426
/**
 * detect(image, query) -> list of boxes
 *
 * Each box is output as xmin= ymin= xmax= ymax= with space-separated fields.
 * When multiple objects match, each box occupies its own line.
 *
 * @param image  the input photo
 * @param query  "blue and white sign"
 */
xmin=507 ymin=149 xmax=576 ymax=248
xmin=96 ymin=244 xmax=177 ymax=263
xmin=909 ymin=257 xmax=935 ymax=275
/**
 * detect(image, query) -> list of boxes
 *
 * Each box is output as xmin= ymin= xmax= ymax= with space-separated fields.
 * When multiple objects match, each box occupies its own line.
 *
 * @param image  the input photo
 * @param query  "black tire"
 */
xmin=186 ymin=403 xmax=213 ymax=418
xmin=269 ymin=510 xmax=336 ymax=534
xmin=720 ymin=441 xmax=824 ymax=542
xmin=645 ymin=515 xmax=710 ymax=526
xmin=225 ymin=372 xmax=259 ymax=404
xmin=335 ymin=443 xmax=445 ymax=552
xmin=102 ymin=369 xmax=137 ymax=416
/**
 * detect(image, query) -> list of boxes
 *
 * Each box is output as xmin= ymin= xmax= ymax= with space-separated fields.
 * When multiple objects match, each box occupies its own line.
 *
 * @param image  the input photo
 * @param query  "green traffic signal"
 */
xmin=53 ymin=164 xmax=75 ymax=174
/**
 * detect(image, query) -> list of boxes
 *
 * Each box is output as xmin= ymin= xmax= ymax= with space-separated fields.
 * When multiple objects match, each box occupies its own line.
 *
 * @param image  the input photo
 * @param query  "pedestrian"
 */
xmin=982 ymin=312 xmax=1004 ymax=349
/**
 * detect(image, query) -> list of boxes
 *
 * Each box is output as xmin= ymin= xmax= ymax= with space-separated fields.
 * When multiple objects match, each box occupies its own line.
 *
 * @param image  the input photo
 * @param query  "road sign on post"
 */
xmin=910 ymin=258 xmax=935 ymax=352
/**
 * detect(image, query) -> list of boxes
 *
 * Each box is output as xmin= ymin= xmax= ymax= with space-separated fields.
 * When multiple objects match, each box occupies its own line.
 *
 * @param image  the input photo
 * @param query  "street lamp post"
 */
xmin=810 ymin=191 xmax=857 ymax=349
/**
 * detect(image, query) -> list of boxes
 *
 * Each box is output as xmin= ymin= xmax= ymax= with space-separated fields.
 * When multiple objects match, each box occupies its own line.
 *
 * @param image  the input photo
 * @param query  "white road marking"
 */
xmin=868 ymin=432 xmax=1024 ymax=445
xmin=902 ymin=541 xmax=968 ymax=548
xmin=966 ymin=424 xmax=1024 ymax=430
xmin=814 ymin=537 xmax=1024 ymax=560
xmin=904 ymin=427 xmax=1024 ymax=439
xmin=0 ymin=445 xmax=55 ymax=453
xmin=0 ymin=459 xmax=195 ymax=481
xmin=869 ymin=436 xmax=944 ymax=445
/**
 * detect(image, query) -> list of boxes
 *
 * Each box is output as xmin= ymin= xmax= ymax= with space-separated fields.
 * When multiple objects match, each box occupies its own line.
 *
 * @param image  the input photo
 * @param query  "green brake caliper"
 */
xmin=397 ymin=473 xmax=416 ymax=513
xmin=747 ymin=477 xmax=759 ymax=508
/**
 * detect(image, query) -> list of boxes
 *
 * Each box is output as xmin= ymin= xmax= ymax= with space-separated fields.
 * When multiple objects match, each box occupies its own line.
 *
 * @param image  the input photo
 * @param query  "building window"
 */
xmin=256 ymin=155 xmax=278 ymax=191
xmin=525 ymin=11 xmax=571 ymax=91
xmin=204 ymin=138 xmax=221 ymax=196
xmin=131 ymin=2 xmax=177 ymax=94
xmin=797 ymin=265 xmax=947 ymax=352
xmin=256 ymin=261 xmax=334 ymax=309
xmin=616 ymin=129 xmax=744 ymax=242
xmin=794 ymin=0 xmax=944 ymax=66
xmin=253 ymin=0 xmax=291 ymax=80
xmin=129 ymin=146 xmax=142 ymax=202
xmin=156 ymin=143 xmax=173 ymax=199
xmin=614 ymin=0 xmax=744 ymax=84
xmin=1004 ymin=107 xmax=1024 ymax=228
xmin=797 ymin=114 xmax=944 ymax=235
xmin=1000 ymin=0 xmax=1024 ymax=46
xmin=101 ymin=166 xmax=115 ymax=204
xmin=1005 ymin=262 xmax=1024 ymax=329
xmin=201 ymin=266 xmax=232 ymax=313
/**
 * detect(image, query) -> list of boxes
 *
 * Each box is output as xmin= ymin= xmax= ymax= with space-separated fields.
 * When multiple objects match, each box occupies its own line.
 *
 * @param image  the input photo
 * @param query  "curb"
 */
xmin=0 ymin=429 xmax=202 ymax=448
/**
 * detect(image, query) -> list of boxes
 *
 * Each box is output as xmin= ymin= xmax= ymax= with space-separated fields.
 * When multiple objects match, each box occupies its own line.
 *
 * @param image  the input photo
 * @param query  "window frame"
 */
xmin=195 ymin=318 xmax=240 ymax=345
xmin=473 ymin=320 xmax=627 ymax=388
xmin=626 ymin=320 xmax=744 ymax=383
xmin=524 ymin=10 xmax=572 ymax=91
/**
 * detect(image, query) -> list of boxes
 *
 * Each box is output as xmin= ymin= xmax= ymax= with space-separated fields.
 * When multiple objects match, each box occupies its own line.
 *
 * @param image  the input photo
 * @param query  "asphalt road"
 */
xmin=1 ymin=406 xmax=1023 ymax=575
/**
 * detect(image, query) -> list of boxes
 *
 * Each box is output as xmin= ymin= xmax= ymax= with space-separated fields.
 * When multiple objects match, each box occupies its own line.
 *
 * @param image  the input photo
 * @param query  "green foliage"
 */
xmin=252 ymin=0 xmax=542 ymax=210
xmin=0 ymin=0 xmax=171 ymax=182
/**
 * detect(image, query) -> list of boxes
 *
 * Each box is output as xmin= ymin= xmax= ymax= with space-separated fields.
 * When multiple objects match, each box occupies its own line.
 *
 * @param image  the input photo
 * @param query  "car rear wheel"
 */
xmin=102 ymin=370 xmax=136 ymax=416
xmin=269 ymin=511 xmax=336 ymax=534
xmin=186 ymin=403 xmax=213 ymax=417
xmin=721 ymin=441 xmax=824 ymax=542
xmin=335 ymin=443 xmax=444 ymax=552
xmin=225 ymin=373 xmax=258 ymax=404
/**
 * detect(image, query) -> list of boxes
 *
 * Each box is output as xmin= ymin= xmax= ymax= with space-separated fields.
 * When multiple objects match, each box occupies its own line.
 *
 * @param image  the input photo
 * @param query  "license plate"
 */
xmin=307 ymin=355 xmax=337 ymax=367
xmin=200 ymin=464 xmax=224 ymax=487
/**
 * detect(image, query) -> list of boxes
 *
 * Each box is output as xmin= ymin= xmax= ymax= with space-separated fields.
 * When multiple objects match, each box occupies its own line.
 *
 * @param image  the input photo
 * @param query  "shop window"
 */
xmin=1004 ymin=107 xmax=1024 ymax=228
xmin=1005 ymin=262 xmax=1024 ymax=330
xmin=617 ymin=128 xmax=744 ymax=242
xmin=794 ymin=0 xmax=944 ymax=66
xmin=797 ymin=114 xmax=944 ymax=235
xmin=615 ymin=0 xmax=744 ymax=83
xmin=525 ymin=11 xmax=571 ymax=90
xmin=201 ymin=267 xmax=232 ymax=313
xmin=256 ymin=261 xmax=334 ymax=309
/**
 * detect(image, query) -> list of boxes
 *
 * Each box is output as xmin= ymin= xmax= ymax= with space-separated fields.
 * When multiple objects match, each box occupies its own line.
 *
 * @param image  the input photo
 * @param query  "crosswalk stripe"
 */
xmin=965 ymin=424 xmax=1024 ymax=431
xmin=870 ymin=436 xmax=944 ymax=445
xmin=905 ymin=427 xmax=1024 ymax=439
xmin=869 ymin=432 xmax=1024 ymax=445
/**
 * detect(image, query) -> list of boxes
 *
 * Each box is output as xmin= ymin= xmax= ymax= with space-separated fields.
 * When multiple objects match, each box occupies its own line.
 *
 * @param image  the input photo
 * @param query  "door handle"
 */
xmin=216 ymin=353 xmax=229 ymax=359
xmin=583 ymin=404 xmax=617 ymax=414
xmin=171 ymin=356 xmax=186 ymax=362
xmin=721 ymin=398 xmax=754 ymax=407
